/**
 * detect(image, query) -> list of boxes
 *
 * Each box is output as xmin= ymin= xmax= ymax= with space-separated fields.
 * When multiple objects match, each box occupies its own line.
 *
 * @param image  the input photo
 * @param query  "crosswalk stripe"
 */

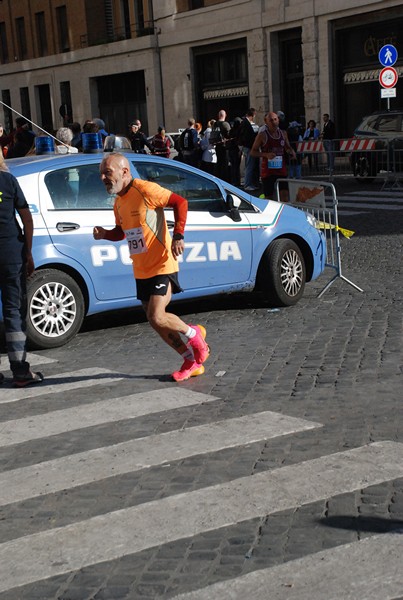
xmin=0 ymin=368 xmax=126 ymax=403
xmin=0 ymin=389 xmax=219 ymax=447
xmin=336 ymin=199 xmax=403 ymax=210
xmin=0 ymin=411 xmax=321 ymax=506
xmin=26 ymin=352 xmax=58 ymax=366
xmin=0 ymin=441 xmax=402 ymax=593
xmin=173 ymin=533 xmax=403 ymax=599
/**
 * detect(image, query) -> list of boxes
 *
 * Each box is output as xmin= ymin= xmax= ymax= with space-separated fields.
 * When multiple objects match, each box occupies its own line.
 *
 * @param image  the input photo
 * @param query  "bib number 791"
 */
xmin=125 ymin=227 xmax=148 ymax=255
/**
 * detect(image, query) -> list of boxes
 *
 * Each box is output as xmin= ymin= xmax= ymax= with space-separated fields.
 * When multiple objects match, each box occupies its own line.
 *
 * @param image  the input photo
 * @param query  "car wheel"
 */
xmin=26 ymin=269 xmax=85 ymax=349
xmin=352 ymin=155 xmax=375 ymax=183
xmin=259 ymin=239 xmax=306 ymax=306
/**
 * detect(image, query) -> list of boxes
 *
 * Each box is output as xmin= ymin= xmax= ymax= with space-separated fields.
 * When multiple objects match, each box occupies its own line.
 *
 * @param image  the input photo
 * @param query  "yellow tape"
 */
xmin=316 ymin=222 xmax=355 ymax=238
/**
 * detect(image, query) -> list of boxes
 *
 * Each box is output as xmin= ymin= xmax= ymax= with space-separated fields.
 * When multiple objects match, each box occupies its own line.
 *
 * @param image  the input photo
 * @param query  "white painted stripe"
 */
xmin=0 ymin=442 xmax=402 ymax=593
xmin=173 ymin=533 xmax=403 ymax=599
xmin=26 ymin=352 xmax=58 ymax=366
xmin=336 ymin=201 xmax=402 ymax=210
xmin=0 ymin=411 xmax=321 ymax=506
xmin=0 ymin=368 xmax=125 ymax=403
xmin=347 ymin=190 xmax=403 ymax=198
xmin=0 ymin=389 xmax=219 ymax=447
xmin=337 ymin=195 xmax=403 ymax=203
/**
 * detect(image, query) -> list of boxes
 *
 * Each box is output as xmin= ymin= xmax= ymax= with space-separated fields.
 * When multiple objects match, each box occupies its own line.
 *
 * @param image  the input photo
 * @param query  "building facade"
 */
xmin=0 ymin=0 xmax=402 ymax=139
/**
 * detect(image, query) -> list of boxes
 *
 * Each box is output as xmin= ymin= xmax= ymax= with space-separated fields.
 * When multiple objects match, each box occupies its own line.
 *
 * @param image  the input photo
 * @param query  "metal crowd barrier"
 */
xmin=274 ymin=178 xmax=364 ymax=298
xmin=296 ymin=137 xmax=403 ymax=185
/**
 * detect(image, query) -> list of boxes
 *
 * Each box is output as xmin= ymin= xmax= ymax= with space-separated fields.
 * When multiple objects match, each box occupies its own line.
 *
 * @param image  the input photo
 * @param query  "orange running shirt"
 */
xmin=113 ymin=178 xmax=178 ymax=279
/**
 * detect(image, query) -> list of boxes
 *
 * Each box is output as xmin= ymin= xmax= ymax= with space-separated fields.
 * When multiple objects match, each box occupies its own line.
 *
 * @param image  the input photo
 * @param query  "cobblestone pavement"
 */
xmin=0 ymin=177 xmax=402 ymax=599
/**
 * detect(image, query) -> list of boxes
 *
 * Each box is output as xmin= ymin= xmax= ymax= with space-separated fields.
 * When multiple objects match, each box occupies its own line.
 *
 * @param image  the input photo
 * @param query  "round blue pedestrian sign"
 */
xmin=379 ymin=44 xmax=398 ymax=67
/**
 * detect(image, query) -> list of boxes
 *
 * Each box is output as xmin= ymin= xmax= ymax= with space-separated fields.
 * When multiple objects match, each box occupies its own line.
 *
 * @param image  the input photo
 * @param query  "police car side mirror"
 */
xmin=226 ymin=194 xmax=242 ymax=222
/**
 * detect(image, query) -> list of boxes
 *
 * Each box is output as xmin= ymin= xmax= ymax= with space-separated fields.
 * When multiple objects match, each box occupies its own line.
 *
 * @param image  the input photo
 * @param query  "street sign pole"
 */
xmin=378 ymin=45 xmax=398 ymax=109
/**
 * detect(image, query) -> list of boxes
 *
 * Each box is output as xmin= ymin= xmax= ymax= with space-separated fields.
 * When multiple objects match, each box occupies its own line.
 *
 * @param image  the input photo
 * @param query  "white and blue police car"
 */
xmin=3 ymin=149 xmax=326 ymax=349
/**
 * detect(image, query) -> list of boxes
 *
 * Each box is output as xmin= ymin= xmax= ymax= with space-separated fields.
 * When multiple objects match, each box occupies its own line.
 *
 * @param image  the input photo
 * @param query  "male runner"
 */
xmin=93 ymin=153 xmax=209 ymax=381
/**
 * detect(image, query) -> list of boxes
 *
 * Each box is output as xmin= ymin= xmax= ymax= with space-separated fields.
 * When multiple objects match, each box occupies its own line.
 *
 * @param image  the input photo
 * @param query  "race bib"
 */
xmin=268 ymin=156 xmax=283 ymax=169
xmin=125 ymin=227 xmax=147 ymax=255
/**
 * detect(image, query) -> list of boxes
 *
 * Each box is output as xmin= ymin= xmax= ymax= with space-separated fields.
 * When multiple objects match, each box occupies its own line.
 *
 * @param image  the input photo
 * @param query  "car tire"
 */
xmin=259 ymin=239 xmax=306 ymax=306
xmin=352 ymin=154 xmax=375 ymax=183
xmin=26 ymin=269 xmax=85 ymax=349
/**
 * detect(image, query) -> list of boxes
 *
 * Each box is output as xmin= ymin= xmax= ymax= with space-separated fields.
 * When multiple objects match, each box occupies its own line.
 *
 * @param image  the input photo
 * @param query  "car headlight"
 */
xmin=305 ymin=212 xmax=319 ymax=229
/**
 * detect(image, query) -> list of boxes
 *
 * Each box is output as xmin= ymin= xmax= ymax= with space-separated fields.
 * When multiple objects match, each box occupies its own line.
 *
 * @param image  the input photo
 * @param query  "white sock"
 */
xmin=184 ymin=326 xmax=197 ymax=340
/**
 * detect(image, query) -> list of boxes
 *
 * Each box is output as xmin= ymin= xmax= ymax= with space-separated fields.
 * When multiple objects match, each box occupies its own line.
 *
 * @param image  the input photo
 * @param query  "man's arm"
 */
xmin=167 ymin=192 xmax=187 ymax=258
xmin=17 ymin=207 xmax=35 ymax=276
xmin=250 ymin=132 xmax=266 ymax=158
xmin=93 ymin=225 xmax=125 ymax=241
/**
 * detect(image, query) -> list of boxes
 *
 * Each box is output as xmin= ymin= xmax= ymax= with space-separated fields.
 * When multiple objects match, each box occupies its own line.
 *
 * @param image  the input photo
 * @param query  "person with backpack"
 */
xmin=209 ymin=110 xmax=231 ymax=181
xmin=179 ymin=119 xmax=199 ymax=167
xmin=238 ymin=108 xmax=260 ymax=191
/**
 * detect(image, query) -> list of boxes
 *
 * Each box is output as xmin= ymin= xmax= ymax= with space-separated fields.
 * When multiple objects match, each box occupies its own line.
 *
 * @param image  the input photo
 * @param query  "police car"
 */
xmin=3 ymin=151 xmax=326 ymax=349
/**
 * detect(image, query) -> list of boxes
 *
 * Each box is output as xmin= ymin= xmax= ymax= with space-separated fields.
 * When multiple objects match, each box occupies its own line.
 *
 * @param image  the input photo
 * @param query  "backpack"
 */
xmin=180 ymin=128 xmax=194 ymax=151
xmin=209 ymin=124 xmax=224 ymax=147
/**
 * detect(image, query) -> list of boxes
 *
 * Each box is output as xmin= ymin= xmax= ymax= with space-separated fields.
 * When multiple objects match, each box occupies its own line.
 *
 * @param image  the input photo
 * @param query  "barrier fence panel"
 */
xmin=274 ymin=178 xmax=364 ymax=298
xmin=295 ymin=137 xmax=403 ymax=183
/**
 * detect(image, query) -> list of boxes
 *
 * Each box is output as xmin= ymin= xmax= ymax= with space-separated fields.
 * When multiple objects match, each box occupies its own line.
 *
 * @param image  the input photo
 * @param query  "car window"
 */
xmin=376 ymin=115 xmax=399 ymax=134
xmin=45 ymin=164 xmax=114 ymax=210
xmin=133 ymin=161 xmax=225 ymax=212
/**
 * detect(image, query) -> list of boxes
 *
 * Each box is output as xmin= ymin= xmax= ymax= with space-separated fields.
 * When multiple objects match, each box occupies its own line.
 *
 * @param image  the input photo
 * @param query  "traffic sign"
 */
xmin=381 ymin=88 xmax=397 ymax=99
xmin=378 ymin=44 xmax=398 ymax=67
xmin=379 ymin=66 xmax=398 ymax=88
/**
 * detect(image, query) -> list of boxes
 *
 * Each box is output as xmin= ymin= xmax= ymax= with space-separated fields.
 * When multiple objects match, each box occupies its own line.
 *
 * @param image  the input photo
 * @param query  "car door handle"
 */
xmin=56 ymin=222 xmax=80 ymax=232
xmin=166 ymin=220 xmax=175 ymax=229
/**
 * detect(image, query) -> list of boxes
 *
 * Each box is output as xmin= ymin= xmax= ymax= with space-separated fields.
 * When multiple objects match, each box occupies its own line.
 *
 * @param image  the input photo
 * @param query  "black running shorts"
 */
xmin=135 ymin=273 xmax=183 ymax=302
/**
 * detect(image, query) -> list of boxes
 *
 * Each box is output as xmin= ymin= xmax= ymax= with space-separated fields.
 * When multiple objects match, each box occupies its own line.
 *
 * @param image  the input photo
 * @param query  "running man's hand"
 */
xmin=93 ymin=226 xmax=106 ymax=240
xmin=171 ymin=239 xmax=185 ymax=259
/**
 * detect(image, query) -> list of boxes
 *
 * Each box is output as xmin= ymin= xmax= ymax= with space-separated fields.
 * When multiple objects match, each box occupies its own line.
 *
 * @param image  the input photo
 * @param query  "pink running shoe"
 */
xmin=172 ymin=359 xmax=205 ymax=382
xmin=189 ymin=324 xmax=210 ymax=364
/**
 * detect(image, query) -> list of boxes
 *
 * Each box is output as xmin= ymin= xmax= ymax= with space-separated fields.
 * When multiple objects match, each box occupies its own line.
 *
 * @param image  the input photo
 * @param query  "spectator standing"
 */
xmin=210 ymin=109 xmax=231 ymax=181
xmin=321 ymin=113 xmax=336 ymax=174
xmin=129 ymin=120 xmax=152 ymax=154
xmin=250 ymin=111 xmax=296 ymax=201
xmin=179 ymin=118 xmax=199 ymax=167
xmin=70 ymin=122 xmax=82 ymax=148
xmin=228 ymin=117 xmax=243 ymax=186
xmin=238 ymin=108 xmax=260 ymax=191
xmin=277 ymin=111 xmax=289 ymax=131
xmin=287 ymin=121 xmax=303 ymax=179
xmin=0 ymin=123 xmax=12 ymax=157
xmin=0 ymin=155 xmax=43 ymax=387
xmin=200 ymin=119 xmax=217 ymax=174
xmin=93 ymin=118 xmax=109 ymax=142
xmin=6 ymin=118 xmax=36 ymax=158
xmin=303 ymin=119 xmax=320 ymax=171
xmin=151 ymin=126 xmax=171 ymax=158
xmin=55 ymin=127 xmax=79 ymax=154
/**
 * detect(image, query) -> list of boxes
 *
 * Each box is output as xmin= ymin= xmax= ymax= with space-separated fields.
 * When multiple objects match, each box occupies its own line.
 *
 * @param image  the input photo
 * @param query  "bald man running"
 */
xmin=93 ymin=153 xmax=209 ymax=381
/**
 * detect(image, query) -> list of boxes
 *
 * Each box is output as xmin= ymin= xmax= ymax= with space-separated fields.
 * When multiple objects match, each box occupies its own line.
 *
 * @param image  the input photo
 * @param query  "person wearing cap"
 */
xmin=92 ymin=118 xmax=109 ymax=140
xmin=276 ymin=111 xmax=289 ymax=131
xmin=0 ymin=154 xmax=44 ymax=387
xmin=129 ymin=120 xmax=152 ymax=154
xmin=151 ymin=126 xmax=171 ymax=158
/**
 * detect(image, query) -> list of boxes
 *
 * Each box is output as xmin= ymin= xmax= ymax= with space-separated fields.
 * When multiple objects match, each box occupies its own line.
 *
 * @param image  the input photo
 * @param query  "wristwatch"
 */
xmin=173 ymin=233 xmax=184 ymax=241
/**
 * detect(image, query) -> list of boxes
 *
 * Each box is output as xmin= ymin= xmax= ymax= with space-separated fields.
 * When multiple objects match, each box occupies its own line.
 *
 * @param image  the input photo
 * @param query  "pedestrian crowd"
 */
xmin=0 ymin=110 xmax=336 ymax=197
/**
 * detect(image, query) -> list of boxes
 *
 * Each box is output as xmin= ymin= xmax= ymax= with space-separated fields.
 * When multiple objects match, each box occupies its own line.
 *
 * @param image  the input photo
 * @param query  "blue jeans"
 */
xmin=0 ymin=262 xmax=30 ymax=376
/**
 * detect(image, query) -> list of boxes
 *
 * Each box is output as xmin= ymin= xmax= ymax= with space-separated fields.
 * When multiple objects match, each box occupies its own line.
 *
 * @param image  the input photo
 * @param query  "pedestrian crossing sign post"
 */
xmin=378 ymin=44 xmax=398 ymax=109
